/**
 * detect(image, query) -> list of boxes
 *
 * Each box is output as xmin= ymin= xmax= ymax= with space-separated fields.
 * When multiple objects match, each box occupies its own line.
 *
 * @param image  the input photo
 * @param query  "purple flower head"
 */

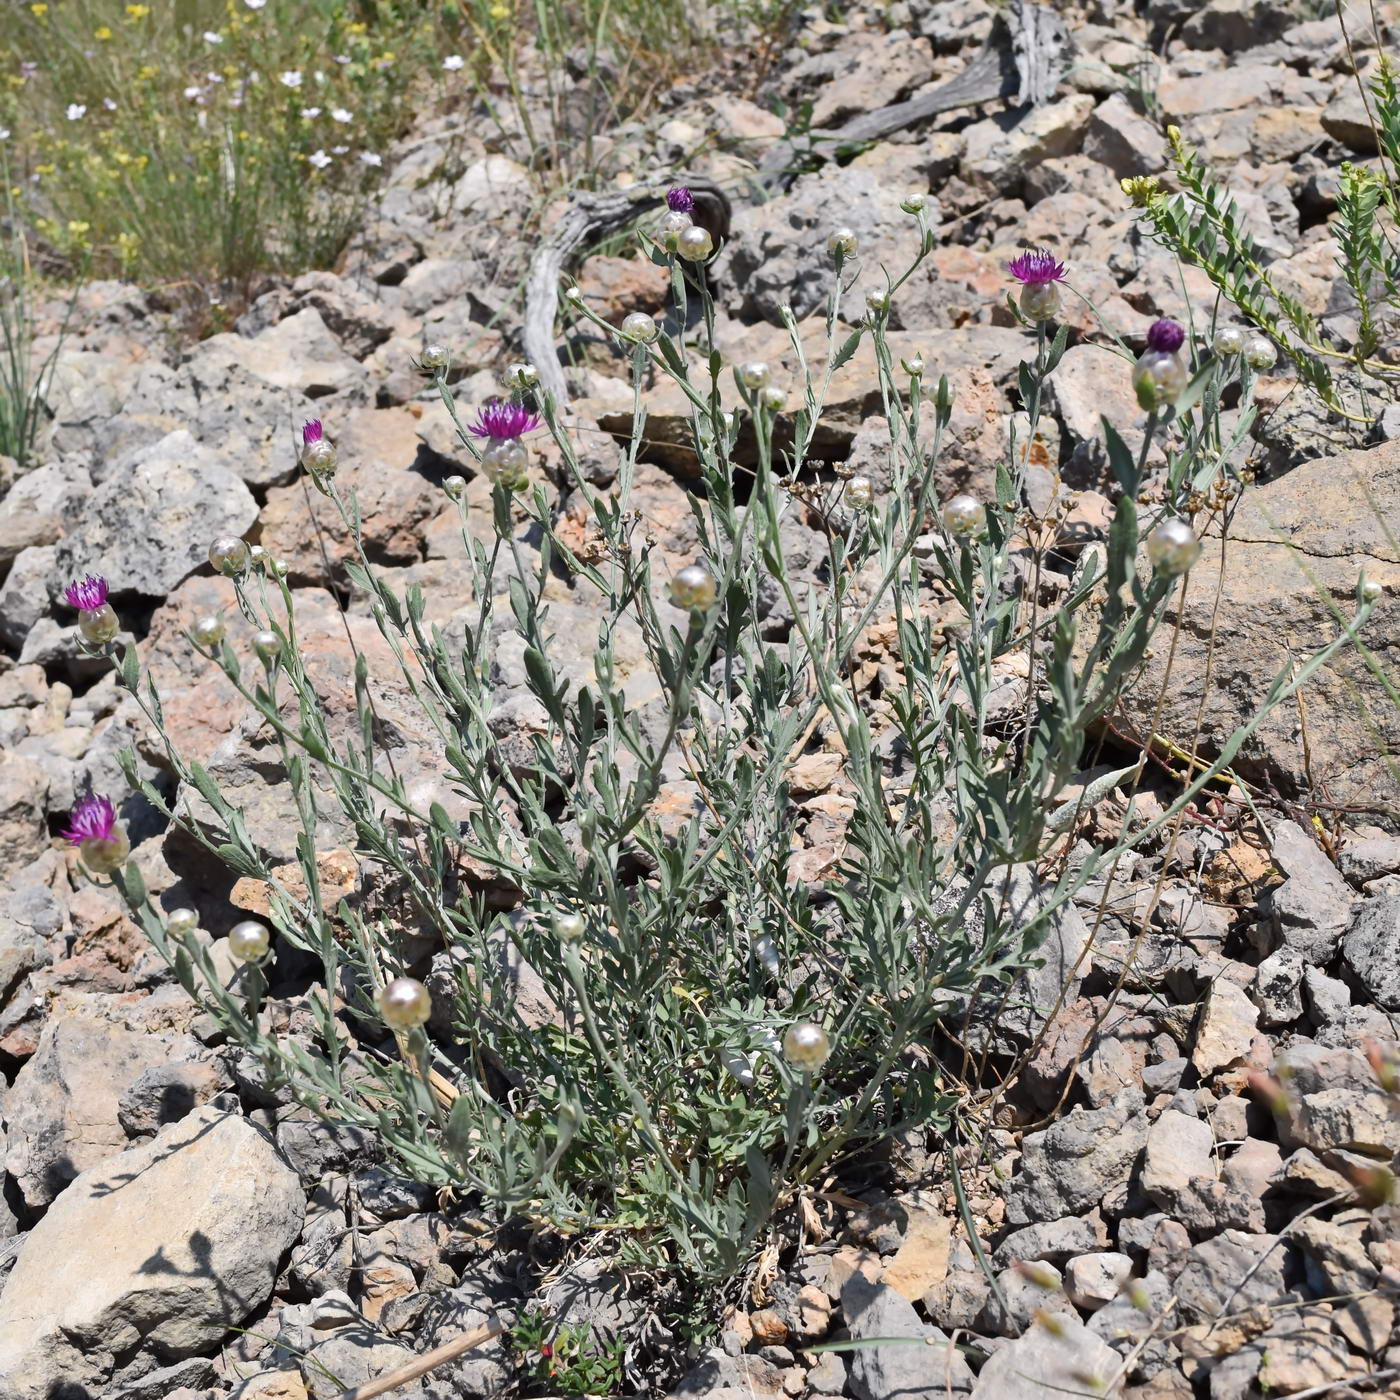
xmin=468 ymin=400 xmax=541 ymax=441
xmin=1145 ymin=319 xmax=1185 ymax=354
xmin=62 ymin=793 xmax=117 ymax=846
xmin=1007 ymin=248 xmax=1068 ymax=286
xmin=666 ymin=186 xmax=694 ymax=213
xmin=302 ymin=418 xmax=324 ymax=445
xmin=64 ymin=574 xmax=109 ymax=612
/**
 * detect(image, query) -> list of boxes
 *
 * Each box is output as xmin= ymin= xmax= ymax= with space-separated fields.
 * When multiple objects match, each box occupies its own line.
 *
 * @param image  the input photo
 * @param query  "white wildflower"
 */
xmin=442 ymin=54 xmax=464 ymax=70
xmin=308 ymin=149 xmax=332 ymax=169
xmin=66 ymin=104 xmax=87 ymax=121
xmin=359 ymin=152 xmax=382 ymax=166
xmin=330 ymin=107 xmax=352 ymax=123
xmin=279 ymin=71 xmax=303 ymax=88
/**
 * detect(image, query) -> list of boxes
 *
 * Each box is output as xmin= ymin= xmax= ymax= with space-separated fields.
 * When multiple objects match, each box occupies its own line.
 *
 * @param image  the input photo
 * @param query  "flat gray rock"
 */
xmin=0 ymin=1106 xmax=303 ymax=1400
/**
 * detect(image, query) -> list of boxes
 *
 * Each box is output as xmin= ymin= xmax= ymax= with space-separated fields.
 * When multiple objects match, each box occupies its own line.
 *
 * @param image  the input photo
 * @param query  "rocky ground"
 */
xmin=2 ymin=1 xmax=1400 ymax=1397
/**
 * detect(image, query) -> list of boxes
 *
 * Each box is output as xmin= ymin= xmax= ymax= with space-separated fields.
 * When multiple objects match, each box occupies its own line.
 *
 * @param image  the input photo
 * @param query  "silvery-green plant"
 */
xmin=95 ymin=197 xmax=1376 ymax=1283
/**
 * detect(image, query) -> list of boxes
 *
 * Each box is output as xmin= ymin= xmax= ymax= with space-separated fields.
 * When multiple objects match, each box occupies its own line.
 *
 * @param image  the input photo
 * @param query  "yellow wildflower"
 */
xmin=30 ymin=3 xmax=48 ymax=16
xmin=138 ymin=64 xmax=158 ymax=80
xmin=95 ymin=25 xmax=113 ymax=40
xmin=126 ymin=4 xmax=151 ymax=18
xmin=348 ymin=21 xmax=367 ymax=33
xmin=489 ymin=4 xmax=509 ymax=17
xmin=67 ymin=220 xmax=91 ymax=235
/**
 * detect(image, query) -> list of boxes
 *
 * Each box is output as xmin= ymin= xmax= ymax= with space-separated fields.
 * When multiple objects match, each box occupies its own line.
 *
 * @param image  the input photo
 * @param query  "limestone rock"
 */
xmin=3 ymin=993 xmax=205 ymax=1208
xmin=0 ymin=1107 xmax=303 ymax=1400
xmin=189 ymin=307 xmax=368 ymax=403
xmin=1191 ymin=978 xmax=1259 ymax=1076
xmin=1004 ymin=1088 xmax=1148 ymax=1225
xmin=843 ymin=1272 xmax=973 ymax=1398
xmin=53 ymin=429 xmax=258 ymax=599
xmin=0 ymin=753 xmax=50 ymax=883
xmin=1341 ymin=895 xmax=1400 ymax=1010
xmin=1112 ymin=439 xmax=1400 ymax=812
xmin=970 ymin=1312 xmax=1119 ymax=1398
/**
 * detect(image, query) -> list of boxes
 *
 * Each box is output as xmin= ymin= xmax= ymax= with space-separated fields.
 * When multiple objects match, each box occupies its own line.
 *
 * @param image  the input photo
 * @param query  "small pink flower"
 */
xmin=666 ymin=186 xmax=694 ymax=213
xmin=1007 ymin=248 xmax=1067 ymax=286
xmin=64 ymin=574 xmax=109 ymax=612
xmin=1145 ymin=319 xmax=1185 ymax=354
xmin=302 ymin=419 xmax=324 ymax=445
xmin=63 ymin=793 xmax=117 ymax=846
xmin=467 ymin=401 xmax=541 ymax=440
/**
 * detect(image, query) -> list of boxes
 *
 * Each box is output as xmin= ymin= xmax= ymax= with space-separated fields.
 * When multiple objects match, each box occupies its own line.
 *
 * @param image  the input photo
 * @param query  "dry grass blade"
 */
xmin=332 ymin=1316 xmax=506 ymax=1400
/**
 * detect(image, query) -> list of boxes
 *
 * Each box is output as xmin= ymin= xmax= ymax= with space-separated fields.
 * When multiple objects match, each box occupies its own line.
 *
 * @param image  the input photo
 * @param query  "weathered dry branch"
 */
xmin=520 ymin=0 xmax=1073 ymax=406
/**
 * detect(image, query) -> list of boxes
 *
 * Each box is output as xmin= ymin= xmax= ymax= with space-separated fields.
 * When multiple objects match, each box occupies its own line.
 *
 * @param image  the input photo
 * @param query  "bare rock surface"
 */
xmin=0 ymin=1106 xmax=303 ymax=1400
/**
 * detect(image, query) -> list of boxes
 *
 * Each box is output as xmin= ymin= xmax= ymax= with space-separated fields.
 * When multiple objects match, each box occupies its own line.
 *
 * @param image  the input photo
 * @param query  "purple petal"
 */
xmin=62 ymin=793 xmax=117 ymax=845
xmin=1145 ymin=319 xmax=1186 ymax=354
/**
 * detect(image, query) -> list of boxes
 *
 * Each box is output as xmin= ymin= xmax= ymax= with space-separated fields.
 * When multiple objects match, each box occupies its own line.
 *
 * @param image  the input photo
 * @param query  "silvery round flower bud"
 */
xmin=505 ymin=361 xmax=540 ymax=389
xmin=676 ymin=225 xmax=714 ymax=261
xmin=826 ymin=227 xmax=857 ymax=257
xmin=554 ymin=911 xmax=586 ymax=941
xmin=1212 ymin=326 xmax=1245 ymax=357
xmin=900 ymin=192 xmax=926 ymax=213
xmin=481 ymin=437 xmax=528 ymax=483
xmin=738 ymin=360 xmax=771 ymax=391
xmin=942 ymin=493 xmax=984 ymax=539
xmin=252 ymin=629 xmax=283 ymax=663
xmin=1019 ymin=281 xmax=1061 ymax=322
xmin=760 ymin=385 xmax=786 ymax=411
xmin=77 ymin=603 xmax=120 ymax=646
xmin=268 ymin=557 xmax=289 ymax=580
xmin=846 ymin=475 xmax=874 ymax=509
xmin=1133 ymin=350 xmax=1189 ymax=410
xmin=208 ymin=536 xmax=250 ymax=576
xmin=1145 ymin=517 xmax=1201 ymax=577
xmin=657 ymin=208 xmax=693 ymax=249
xmin=301 ymin=437 xmax=338 ymax=479
xmin=564 ymin=286 xmax=585 ymax=305
xmin=80 ymin=826 xmax=130 ymax=874
xmin=376 ymin=976 xmax=432 ymax=1029
xmin=1360 ymin=572 xmax=1384 ymax=604
xmin=1244 ymin=335 xmax=1277 ymax=370
xmin=443 ymin=475 xmax=467 ymax=500
xmin=419 ymin=343 xmax=450 ymax=371
xmin=782 ymin=1021 xmax=831 ymax=1070
xmin=248 ymin=544 xmax=269 ymax=569
xmin=865 ymin=289 xmax=889 ymax=315
xmin=228 ymin=919 xmax=270 ymax=962
xmin=901 ymin=353 xmax=925 ymax=376
xmin=669 ymin=563 xmax=717 ymax=611
xmin=620 ymin=311 xmax=659 ymax=344
xmin=191 ymin=614 xmax=225 ymax=649
xmin=165 ymin=907 xmax=199 ymax=937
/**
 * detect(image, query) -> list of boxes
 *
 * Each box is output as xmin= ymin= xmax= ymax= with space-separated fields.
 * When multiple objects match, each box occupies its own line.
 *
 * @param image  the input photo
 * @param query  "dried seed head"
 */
xmin=376 ymin=976 xmax=432 ymax=1029
xmin=942 ymin=494 xmax=984 ymax=540
xmin=165 ymin=907 xmax=199 ymax=937
xmin=1212 ymin=326 xmax=1245 ymax=357
xmin=1145 ymin=518 xmax=1201 ymax=577
xmin=677 ymin=225 xmax=714 ymax=262
xmin=228 ymin=919 xmax=271 ymax=962
xmin=191 ymin=614 xmax=225 ymax=649
xmin=669 ymin=563 xmax=717 ymax=611
xmin=781 ymin=1021 xmax=831 ymax=1070
xmin=208 ymin=536 xmax=250 ymax=576
xmin=620 ymin=311 xmax=659 ymax=344
xmin=826 ymin=227 xmax=857 ymax=257
xmin=1244 ymin=335 xmax=1277 ymax=370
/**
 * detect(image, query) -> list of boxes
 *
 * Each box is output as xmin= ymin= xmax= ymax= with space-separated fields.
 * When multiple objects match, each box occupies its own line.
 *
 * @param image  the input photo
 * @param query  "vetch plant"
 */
xmin=1124 ymin=37 xmax=1400 ymax=424
xmin=95 ymin=197 xmax=1378 ymax=1285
